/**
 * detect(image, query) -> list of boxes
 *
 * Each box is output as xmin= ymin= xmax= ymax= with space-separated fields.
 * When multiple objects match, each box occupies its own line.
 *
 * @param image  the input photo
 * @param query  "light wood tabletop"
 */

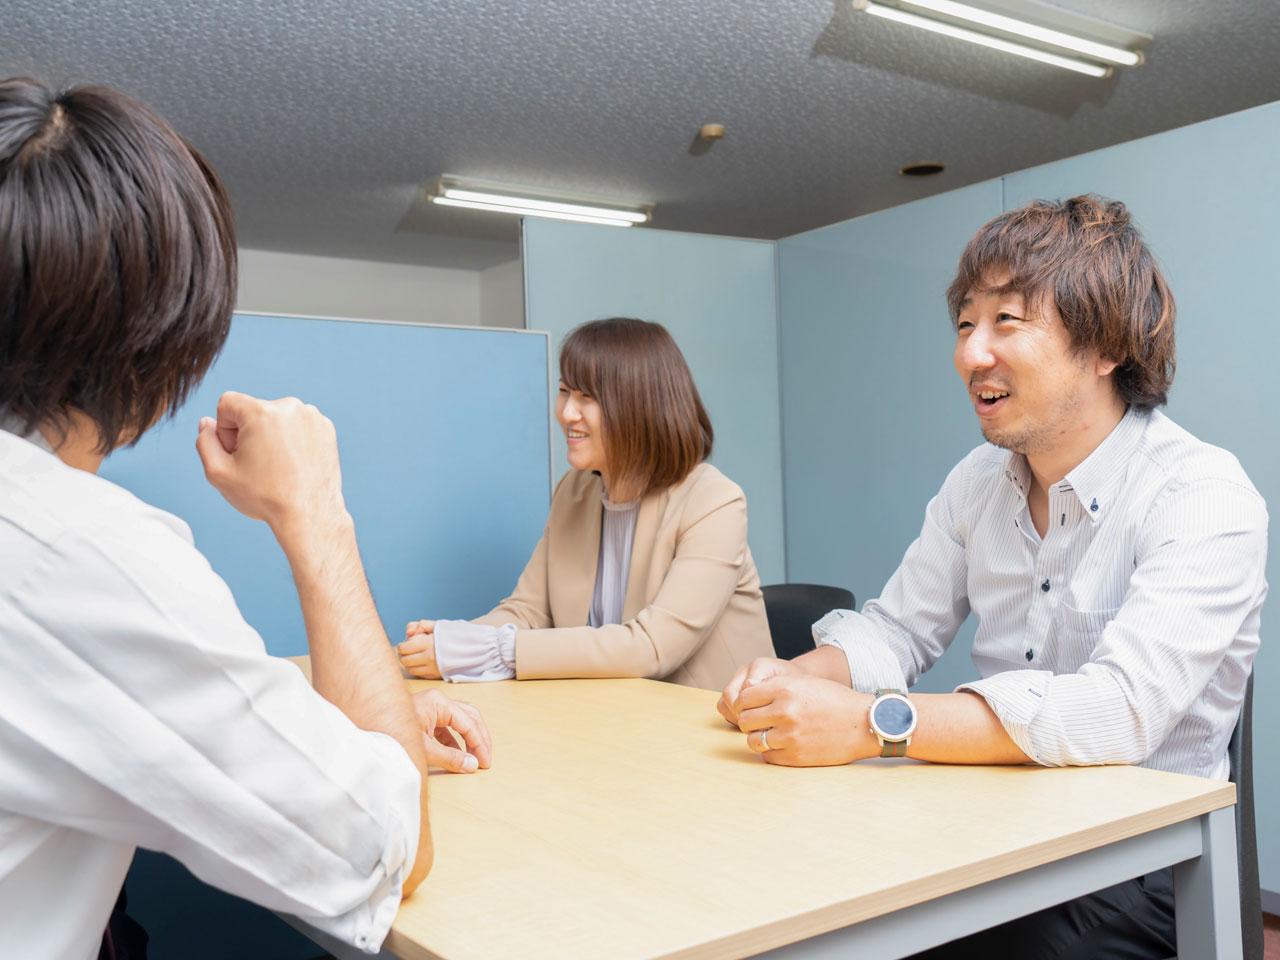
xmin=296 ymin=672 xmax=1233 ymax=960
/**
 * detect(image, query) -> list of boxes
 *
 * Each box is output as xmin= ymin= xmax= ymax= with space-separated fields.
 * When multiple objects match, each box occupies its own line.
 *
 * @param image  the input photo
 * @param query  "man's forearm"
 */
xmin=792 ymin=644 xmax=853 ymax=686
xmin=274 ymin=510 xmax=434 ymax=891
xmin=908 ymin=692 xmax=1030 ymax=764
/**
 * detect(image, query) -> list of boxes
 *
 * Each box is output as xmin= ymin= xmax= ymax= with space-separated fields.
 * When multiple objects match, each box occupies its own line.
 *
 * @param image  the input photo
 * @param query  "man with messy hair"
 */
xmin=720 ymin=195 xmax=1266 ymax=957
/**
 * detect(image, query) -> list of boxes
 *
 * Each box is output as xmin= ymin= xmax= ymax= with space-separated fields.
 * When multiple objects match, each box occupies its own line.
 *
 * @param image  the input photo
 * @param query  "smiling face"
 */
xmin=556 ymin=381 xmax=608 ymax=475
xmin=954 ymin=273 xmax=1117 ymax=458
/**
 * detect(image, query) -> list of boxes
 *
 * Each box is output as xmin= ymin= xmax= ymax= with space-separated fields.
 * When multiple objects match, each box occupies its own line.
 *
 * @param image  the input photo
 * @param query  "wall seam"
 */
xmin=520 ymin=219 xmax=555 ymax=507
xmin=773 ymin=239 xmax=790 ymax=583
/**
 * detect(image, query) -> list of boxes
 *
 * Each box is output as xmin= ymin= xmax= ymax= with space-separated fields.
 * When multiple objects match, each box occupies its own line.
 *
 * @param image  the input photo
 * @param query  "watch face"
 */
xmin=872 ymin=696 xmax=915 ymax=739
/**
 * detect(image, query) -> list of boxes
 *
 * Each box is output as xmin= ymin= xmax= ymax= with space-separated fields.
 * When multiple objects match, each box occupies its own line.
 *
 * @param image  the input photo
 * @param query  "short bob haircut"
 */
xmin=559 ymin=318 xmax=713 ymax=497
xmin=946 ymin=194 xmax=1175 ymax=410
xmin=0 ymin=77 xmax=237 ymax=453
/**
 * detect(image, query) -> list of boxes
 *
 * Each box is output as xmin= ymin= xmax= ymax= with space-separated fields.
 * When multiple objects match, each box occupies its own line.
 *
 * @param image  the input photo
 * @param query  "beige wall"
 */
xmin=236 ymin=248 xmax=483 ymax=326
xmin=479 ymin=258 xmax=525 ymax=329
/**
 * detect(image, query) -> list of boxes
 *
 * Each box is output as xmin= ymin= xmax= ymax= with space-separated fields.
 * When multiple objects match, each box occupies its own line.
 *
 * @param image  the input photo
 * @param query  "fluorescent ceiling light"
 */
xmin=442 ymin=188 xmax=649 ymax=223
xmin=897 ymin=0 xmax=1140 ymax=66
xmin=427 ymin=178 xmax=651 ymax=228
xmin=853 ymin=0 xmax=1142 ymax=78
xmin=432 ymin=196 xmax=637 ymax=227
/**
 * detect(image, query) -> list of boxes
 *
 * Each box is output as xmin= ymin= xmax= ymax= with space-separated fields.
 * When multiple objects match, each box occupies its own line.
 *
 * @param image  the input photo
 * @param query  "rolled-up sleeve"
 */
xmin=959 ymin=478 xmax=1268 ymax=767
xmin=0 ymin=517 xmax=420 ymax=953
xmin=813 ymin=609 xmax=909 ymax=694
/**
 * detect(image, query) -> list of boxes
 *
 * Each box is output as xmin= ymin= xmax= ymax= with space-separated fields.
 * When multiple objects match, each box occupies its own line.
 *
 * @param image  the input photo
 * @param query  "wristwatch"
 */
xmin=868 ymin=689 xmax=917 ymax=758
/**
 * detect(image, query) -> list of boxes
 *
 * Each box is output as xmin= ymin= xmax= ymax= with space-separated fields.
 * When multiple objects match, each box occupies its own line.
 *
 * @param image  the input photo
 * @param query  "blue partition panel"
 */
xmin=1003 ymin=100 xmax=1280 ymax=898
xmin=778 ymin=181 xmax=1003 ymax=692
xmin=101 ymin=313 xmax=552 ymax=657
xmin=522 ymin=219 xmax=787 ymax=583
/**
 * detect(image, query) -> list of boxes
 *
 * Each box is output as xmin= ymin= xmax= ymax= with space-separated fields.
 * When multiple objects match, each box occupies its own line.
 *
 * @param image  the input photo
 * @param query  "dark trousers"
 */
xmin=910 ymin=869 xmax=1176 ymax=960
xmin=98 ymin=885 xmax=149 ymax=960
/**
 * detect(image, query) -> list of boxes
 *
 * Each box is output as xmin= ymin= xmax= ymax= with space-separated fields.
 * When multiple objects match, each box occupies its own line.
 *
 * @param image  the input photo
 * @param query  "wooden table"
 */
xmin=285 ymin=675 xmax=1241 ymax=960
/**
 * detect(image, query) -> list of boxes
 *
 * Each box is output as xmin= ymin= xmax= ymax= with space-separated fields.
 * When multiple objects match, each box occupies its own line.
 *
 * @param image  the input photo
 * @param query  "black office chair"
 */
xmin=760 ymin=583 xmax=855 ymax=661
xmin=1230 ymin=672 xmax=1262 ymax=960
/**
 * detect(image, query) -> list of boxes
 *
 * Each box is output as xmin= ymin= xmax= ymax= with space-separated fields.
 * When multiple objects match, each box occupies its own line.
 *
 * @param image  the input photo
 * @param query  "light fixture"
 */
xmin=427 ymin=177 xmax=652 ymax=228
xmin=852 ymin=0 xmax=1147 ymax=78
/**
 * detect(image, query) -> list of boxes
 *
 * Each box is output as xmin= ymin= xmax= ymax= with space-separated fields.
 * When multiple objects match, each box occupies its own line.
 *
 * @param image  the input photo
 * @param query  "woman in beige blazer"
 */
xmin=398 ymin=317 xmax=774 ymax=691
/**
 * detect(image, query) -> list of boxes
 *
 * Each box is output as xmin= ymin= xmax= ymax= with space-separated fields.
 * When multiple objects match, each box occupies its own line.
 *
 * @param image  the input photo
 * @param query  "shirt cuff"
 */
xmin=812 ymin=609 xmax=909 ymax=694
xmin=293 ymin=731 xmax=421 ymax=952
xmin=956 ymin=671 xmax=1053 ymax=764
xmin=433 ymin=620 xmax=517 ymax=682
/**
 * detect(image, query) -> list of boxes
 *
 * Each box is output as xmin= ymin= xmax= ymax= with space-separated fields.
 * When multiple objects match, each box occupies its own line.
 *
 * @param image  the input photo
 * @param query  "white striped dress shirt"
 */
xmin=816 ymin=408 xmax=1267 ymax=779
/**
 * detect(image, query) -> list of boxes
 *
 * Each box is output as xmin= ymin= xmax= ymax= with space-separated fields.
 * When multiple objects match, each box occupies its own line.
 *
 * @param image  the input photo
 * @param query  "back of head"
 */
xmin=947 ymin=194 xmax=1176 ymax=410
xmin=0 ymin=77 xmax=237 ymax=452
xmin=559 ymin=317 xmax=713 ymax=497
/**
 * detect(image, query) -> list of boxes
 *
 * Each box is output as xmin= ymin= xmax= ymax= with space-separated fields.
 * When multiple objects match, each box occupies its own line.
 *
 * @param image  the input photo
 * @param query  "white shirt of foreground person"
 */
xmin=817 ymin=407 xmax=1267 ymax=779
xmin=0 ymin=426 xmax=419 ymax=960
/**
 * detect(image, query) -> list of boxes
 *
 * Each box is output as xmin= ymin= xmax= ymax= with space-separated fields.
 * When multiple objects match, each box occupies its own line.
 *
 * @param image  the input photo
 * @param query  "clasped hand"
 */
xmin=400 ymin=619 xmax=442 ymax=679
xmin=718 ymin=658 xmax=876 ymax=766
xmin=195 ymin=392 xmax=346 ymax=535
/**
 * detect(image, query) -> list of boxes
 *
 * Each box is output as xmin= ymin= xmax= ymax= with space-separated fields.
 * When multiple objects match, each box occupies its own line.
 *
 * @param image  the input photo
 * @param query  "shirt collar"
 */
xmin=1001 ymin=451 xmax=1032 ymax=512
xmin=999 ymin=406 xmax=1149 ymax=523
xmin=1061 ymin=407 xmax=1149 ymax=524
xmin=0 ymin=410 xmax=55 ymax=454
xmin=600 ymin=490 xmax=640 ymax=513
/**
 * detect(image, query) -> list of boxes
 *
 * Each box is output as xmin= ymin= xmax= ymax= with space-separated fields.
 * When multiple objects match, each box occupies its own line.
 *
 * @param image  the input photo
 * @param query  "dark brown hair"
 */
xmin=946 ymin=195 xmax=1175 ymax=410
xmin=559 ymin=318 xmax=713 ymax=497
xmin=0 ymin=77 xmax=237 ymax=452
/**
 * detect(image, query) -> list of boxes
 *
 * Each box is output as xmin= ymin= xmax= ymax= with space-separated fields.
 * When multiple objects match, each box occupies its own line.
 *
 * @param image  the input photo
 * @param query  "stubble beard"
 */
xmin=979 ymin=382 xmax=1085 ymax=456
xmin=981 ymin=420 xmax=1049 ymax=455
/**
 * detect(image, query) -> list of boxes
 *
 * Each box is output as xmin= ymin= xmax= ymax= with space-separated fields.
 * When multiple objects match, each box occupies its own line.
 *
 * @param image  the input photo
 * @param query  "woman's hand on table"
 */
xmin=399 ymin=620 xmax=442 ymax=679
xmin=412 ymin=689 xmax=492 ymax=773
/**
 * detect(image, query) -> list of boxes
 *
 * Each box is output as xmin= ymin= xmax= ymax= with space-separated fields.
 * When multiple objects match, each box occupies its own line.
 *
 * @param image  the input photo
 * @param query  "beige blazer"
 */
xmin=475 ymin=462 xmax=775 ymax=690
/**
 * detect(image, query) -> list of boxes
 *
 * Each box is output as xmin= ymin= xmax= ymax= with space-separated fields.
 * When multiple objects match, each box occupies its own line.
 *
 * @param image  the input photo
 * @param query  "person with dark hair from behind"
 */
xmin=399 ymin=317 xmax=774 ymax=690
xmin=0 ymin=77 xmax=491 ymax=960
xmin=718 ymin=196 xmax=1266 ymax=958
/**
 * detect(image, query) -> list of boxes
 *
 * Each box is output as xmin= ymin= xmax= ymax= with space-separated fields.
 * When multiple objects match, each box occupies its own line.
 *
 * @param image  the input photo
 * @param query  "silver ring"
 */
xmin=759 ymin=727 xmax=772 ymax=752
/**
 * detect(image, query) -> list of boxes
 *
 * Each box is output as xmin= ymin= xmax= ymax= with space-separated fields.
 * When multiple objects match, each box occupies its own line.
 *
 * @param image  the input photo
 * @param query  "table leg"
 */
xmin=1174 ymin=807 xmax=1242 ymax=959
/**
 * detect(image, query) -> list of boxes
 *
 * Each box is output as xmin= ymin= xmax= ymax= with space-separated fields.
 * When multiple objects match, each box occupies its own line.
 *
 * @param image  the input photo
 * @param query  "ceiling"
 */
xmin=5 ymin=0 xmax=1280 ymax=269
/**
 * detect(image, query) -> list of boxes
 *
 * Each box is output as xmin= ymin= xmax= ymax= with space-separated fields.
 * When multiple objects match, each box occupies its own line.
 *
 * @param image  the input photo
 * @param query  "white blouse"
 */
xmin=434 ymin=492 xmax=640 ymax=681
xmin=0 ymin=423 xmax=420 ymax=959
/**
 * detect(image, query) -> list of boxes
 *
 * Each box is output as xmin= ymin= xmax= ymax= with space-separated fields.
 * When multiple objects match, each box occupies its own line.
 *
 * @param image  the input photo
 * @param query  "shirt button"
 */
xmin=1041 ymin=579 xmax=1050 ymax=592
xmin=1025 ymin=649 xmax=1034 ymax=661
xmin=1090 ymin=498 xmax=1099 ymax=513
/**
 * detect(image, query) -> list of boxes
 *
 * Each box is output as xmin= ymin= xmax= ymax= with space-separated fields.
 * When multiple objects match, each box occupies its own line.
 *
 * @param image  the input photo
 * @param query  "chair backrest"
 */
xmin=761 ymin=583 xmax=855 ymax=661
xmin=1230 ymin=672 xmax=1263 ymax=960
